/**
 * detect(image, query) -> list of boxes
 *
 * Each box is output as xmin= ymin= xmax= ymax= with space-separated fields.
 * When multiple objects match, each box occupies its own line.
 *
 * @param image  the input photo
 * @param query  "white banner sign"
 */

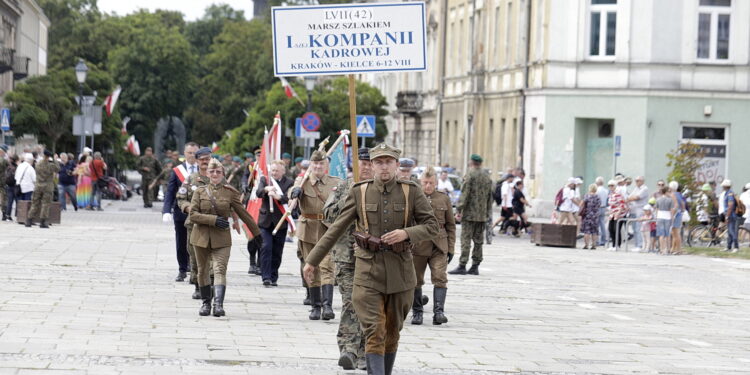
xmin=272 ymin=2 xmax=427 ymax=76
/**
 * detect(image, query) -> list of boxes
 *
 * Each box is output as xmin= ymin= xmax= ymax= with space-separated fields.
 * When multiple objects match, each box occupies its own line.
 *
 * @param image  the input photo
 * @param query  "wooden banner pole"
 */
xmin=349 ymin=74 xmax=360 ymax=182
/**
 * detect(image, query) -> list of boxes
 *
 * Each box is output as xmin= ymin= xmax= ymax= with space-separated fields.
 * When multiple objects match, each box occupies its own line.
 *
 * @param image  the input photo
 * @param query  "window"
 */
xmin=505 ymin=2 xmax=513 ymax=65
xmin=682 ymin=126 xmax=725 ymax=140
xmin=697 ymin=0 xmax=731 ymax=60
xmin=589 ymin=0 xmax=617 ymax=57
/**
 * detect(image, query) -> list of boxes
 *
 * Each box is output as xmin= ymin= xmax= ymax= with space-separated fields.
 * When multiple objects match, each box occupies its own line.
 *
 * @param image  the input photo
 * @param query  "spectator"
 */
xmin=493 ymin=173 xmax=515 ymax=233
xmin=607 ymin=179 xmax=628 ymax=251
xmin=652 ymin=180 xmax=666 ymax=199
xmin=741 ymin=183 xmax=750 ymax=232
xmin=508 ymin=180 xmax=531 ymax=236
xmin=558 ymin=178 xmax=580 ymax=227
xmin=256 ymin=160 xmax=294 ymax=286
xmin=669 ymin=181 xmax=686 ymax=254
xmin=437 ymin=170 xmax=454 ymax=194
xmin=15 ymin=153 xmax=36 ymax=201
xmin=75 ymin=155 xmax=93 ymax=210
xmin=90 ymin=152 xmax=107 ymax=211
xmin=57 ymin=153 xmax=78 ymax=211
xmin=3 ymin=155 xmax=19 ymax=221
xmin=654 ymin=186 xmax=674 ymax=255
xmin=615 ymin=175 xmax=627 ymax=196
xmin=573 ymin=177 xmax=584 ymax=236
xmin=626 ymin=176 xmax=649 ymax=251
xmin=595 ymin=177 xmax=609 ymax=246
xmin=580 ymin=184 xmax=601 ymax=250
xmin=721 ymin=180 xmax=739 ymax=252
xmin=639 ymin=205 xmax=656 ymax=253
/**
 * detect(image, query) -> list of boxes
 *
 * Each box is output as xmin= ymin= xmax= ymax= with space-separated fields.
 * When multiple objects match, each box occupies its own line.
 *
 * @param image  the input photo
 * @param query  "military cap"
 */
xmin=294 ymin=156 xmax=304 ymax=163
xmin=244 ymin=152 xmax=252 ymax=158
xmin=43 ymin=149 xmax=53 ymax=157
xmin=370 ymin=143 xmax=401 ymax=160
xmin=195 ymin=147 xmax=212 ymax=158
xmin=282 ymin=152 xmax=292 ymax=159
xmin=398 ymin=158 xmax=415 ymax=169
xmin=358 ymin=147 xmax=370 ymax=161
xmin=232 ymin=156 xmax=242 ymax=163
xmin=470 ymin=154 xmax=483 ymax=163
xmin=310 ymin=150 xmax=327 ymax=162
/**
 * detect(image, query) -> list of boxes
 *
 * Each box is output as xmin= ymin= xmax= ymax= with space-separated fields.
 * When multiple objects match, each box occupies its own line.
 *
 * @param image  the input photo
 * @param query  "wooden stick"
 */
xmin=348 ymin=74 xmax=359 ymax=183
xmin=272 ymin=211 xmax=291 ymax=235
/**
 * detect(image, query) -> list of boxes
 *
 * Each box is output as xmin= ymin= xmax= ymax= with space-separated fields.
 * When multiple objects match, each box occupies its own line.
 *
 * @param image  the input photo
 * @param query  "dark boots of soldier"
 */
xmin=213 ymin=285 xmax=226 ymax=317
xmin=25 ymin=218 xmax=33 ymax=227
xmin=448 ymin=264 xmax=467 ymax=275
xmin=467 ymin=263 xmax=480 ymax=275
xmin=421 ymin=293 xmax=429 ymax=305
xmin=39 ymin=219 xmax=49 ymax=229
xmin=321 ymin=284 xmax=335 ymax=320
xmin=338 ymin=351 xmax=357 ymax=370
xmin=198 ymin=285 xmax=212 ymax=316
xmin=308 ymin=286 xmax=322 ymax=320
xmin=384 ymin=352 xmax=397 ymax=375
xmin=192 ymin=284 xmax=201 ymax=299
xmin=366 ymin=353 xmax=385 ymax=375
xmin=411 ymin=288 xmax=423 ymax=325
xmin=433 ymin=287 xmax=448 ymax=325
xmin=303 ymin=287 xmax=312 ymax=305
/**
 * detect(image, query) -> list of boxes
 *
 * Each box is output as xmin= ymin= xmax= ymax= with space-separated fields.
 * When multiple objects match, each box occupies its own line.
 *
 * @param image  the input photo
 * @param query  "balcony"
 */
xmin=396 ymin=91 xmax=422 ymax=114
xmin=12 ymin=54 xmax=29 ymax=80
xmin=0 ymin=48 xmax=12 ymax=74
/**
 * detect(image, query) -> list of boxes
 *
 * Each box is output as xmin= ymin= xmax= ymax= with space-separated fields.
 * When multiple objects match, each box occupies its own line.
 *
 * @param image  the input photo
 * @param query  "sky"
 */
xmin=98 ymin=0 xmax=255 ymax=21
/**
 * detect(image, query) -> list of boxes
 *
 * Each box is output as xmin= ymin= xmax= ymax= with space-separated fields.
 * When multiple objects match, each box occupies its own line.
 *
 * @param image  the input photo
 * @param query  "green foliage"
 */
xmin=666 ymin=142 xmax=705 ymax=195
xmin=223 ymin=77 xmax=388 ymax=155
xmin=185 ymin=4 xmax=246 ymax=58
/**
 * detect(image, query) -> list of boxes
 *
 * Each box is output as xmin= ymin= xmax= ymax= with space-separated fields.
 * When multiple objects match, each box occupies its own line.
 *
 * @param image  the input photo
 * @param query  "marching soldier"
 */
xmin=176 ymin=147 xmax=213 ymax=299
xmin=449 ymin=154 xmax=493 ymax=276
xmin=189 ymin=159 xmax=262 ymax=317
xmin=26 ymin=150 xmax=60 ymax=228
xmin=397 ymin=158 xmax=418 ymax=183
xmin=289 ymin=150 xmax=342 ymax=320
xmin=303 ymin=143 xmax=439 ymax=375
xmin=137 ymin=147 xmax=162 ymax=208
xmin=412 ymin=167 xmax=455 ymax=325
xmin=320 ymin=147 xmax=372 ymax=370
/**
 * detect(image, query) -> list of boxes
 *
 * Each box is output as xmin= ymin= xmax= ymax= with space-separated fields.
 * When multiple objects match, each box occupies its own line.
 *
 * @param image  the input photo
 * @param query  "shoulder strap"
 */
xmin=205 ymin=186 xmax=219 ymax=215
xmin=359 ymin=183 xmax=369 ymax=232
xmin=403 ymin=183 xmax=410 ymax=227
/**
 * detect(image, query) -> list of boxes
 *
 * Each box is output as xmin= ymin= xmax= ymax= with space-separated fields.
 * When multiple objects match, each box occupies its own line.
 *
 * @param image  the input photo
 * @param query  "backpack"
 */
xmin=4 ymin=165 xmax=15 ymax=187
xmin=553 ymin=187 xmax=564 ymax=209
xmin=737 ymin=197 xmax=746 ymax=216
xmin=493 ymin=181 xmax=503 ymax=205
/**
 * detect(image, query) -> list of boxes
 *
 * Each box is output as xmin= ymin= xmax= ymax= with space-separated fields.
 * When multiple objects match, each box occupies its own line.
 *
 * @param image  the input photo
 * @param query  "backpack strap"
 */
xmin=359 ymin=183 xmax=369 ymax=233
xmin=402 ymin=183 xmax=410 ymax=228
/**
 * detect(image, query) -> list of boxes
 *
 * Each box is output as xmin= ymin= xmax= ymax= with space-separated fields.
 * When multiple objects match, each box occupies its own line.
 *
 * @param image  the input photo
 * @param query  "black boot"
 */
xmin=39 ymin=219 xmax=49 ymax=229
xmin=448 ymin=264 xmax=466 ymax=275
xmin=366 ymin=353 xmax=385 ymax=375
xmin=467 ymin=263 xmax=479 ymax=275
xmin=25 ymin=218 xmax=33 ymax=227
xmin=303 ymin=287 xmax=312 ymax=305
xmin=308 ymin=286 xmax=322 ymax=320
xmin=411 ymin=288 xmax=423 ymax=325
xmin=433 ymin=287 xmax=448 ymax=325
xmin=321 ymin=284 xmax=335 ymax=320
xmin=384 ymin=352 xmax=397 ymax=375
xmin=213 ymin=285 xmax=226 ymax=317
xmin=248 ymin=253 xmax=256 ymax=274
xmin=421 ymin=294 xmax=429 ymax=305
xmin=338 ymin=351 xmax=356 ymax=370
xmin=198 ymin=285 xmax=212 ymax=316
xmin=192 ymin=284 xmax=201 ymax=299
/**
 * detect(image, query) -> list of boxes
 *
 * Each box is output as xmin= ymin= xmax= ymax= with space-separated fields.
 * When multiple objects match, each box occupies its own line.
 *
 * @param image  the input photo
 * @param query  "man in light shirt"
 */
xmin=437 ymin=170 xmax=454 ymax=194
xmin=626 ymin=176 xmax=649 ymax=251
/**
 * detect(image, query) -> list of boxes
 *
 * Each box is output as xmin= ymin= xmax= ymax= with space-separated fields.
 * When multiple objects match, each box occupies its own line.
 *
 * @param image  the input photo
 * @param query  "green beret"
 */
xmin=294 ymin=156 xmax=304 ymax=163
xmin=470 ymin=154 xmax=483 ymax=163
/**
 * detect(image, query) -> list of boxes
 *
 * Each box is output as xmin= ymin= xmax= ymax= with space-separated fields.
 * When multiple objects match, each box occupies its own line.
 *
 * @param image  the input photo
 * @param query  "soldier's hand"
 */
xmin=143 ymin=167 xmax=150 ymax=172
xmin=232 ymin=221 xmax=241 ymax=234
xmin=303 ymin=263 xmax=316 ymax=285
xmin=382 ymin=229 xmax=408 ymax=244
xmin=162 ymin=213 xmax=172 ymax=223
xmin=215 ymin=216 xmax=230 ymax=229
xmin=290 ymin=187 xmax=302 ymax=199
xmin=447 ymin=253 xmax=454 ymax=264
xmin=455 ymin=213 xmax=462 ymax=222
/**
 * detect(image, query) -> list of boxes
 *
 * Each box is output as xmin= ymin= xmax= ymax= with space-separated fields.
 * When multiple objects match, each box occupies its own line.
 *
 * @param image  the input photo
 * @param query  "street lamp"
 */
xmin=304 ymin=76 xmax=316 ymax=112
xmin=75 ymin=59 xmax=88 ymax=155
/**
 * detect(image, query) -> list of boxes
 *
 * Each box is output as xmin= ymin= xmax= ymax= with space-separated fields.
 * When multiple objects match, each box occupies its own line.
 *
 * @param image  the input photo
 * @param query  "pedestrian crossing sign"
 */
xmin=0 ymin=108 xmax=9 ymax=131
xmin=355 ymin=115 xmax=376 ymax=138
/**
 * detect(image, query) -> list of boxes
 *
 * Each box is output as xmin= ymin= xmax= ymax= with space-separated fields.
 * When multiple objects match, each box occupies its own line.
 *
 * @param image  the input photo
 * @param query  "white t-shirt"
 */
xmin=15 ymin=161 xmax=37 ymax=194
xmin=718 ymin=191 xmax=726 ymax=214
xmin=740 ymin=190 xmax=750 ymax=219
xmin=501 ymin=181 xmax=513 ymax=208
xmin=628 ymin=184 xmax=649 ymax=213
xmin=559 ymin=186 xmax=579 ymax=212
xmin=437 ymin=177 xmax=454 ymax=194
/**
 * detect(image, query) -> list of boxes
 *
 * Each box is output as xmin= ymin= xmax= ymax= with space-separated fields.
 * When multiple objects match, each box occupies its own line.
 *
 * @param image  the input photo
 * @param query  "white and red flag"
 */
xmin=211 ymin=142 xmax=219 ymax=152
xmin=104 ymin=85 xmax=122 ymax=117
xmin=279 ymin=77 xmax=305 ymax=106
xmin=125 ymin=135 xmax=140 ymax=156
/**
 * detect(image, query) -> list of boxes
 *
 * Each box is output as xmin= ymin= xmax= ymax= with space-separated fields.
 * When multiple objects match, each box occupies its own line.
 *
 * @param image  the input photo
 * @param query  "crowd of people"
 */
xmin=1 ymin=145 xmax=110 ymax=225
xmin=551 ymin=174 xmax=749 ymax=253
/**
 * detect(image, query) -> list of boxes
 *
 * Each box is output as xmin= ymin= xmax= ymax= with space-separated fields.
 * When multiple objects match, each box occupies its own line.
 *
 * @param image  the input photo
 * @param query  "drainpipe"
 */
xmin=435 ymin=0 xmax=449 ymax=165
xmin=518 ymin=0 xmax=532 ymax=168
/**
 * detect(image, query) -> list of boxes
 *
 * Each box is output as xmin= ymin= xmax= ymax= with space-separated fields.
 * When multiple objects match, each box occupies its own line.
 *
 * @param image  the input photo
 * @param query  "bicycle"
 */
xmin=687 ymin=215 xmax=750 ymax=248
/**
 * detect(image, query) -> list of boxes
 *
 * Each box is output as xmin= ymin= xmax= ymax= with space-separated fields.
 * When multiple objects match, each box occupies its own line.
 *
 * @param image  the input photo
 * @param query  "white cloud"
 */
xmin=98 ymin=0 xmax=255 ymax=21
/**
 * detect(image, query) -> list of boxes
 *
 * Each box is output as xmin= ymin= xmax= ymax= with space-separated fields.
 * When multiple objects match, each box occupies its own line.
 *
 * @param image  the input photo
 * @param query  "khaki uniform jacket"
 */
xmin=189 ymin=183 xmax=261 ymax=248
xmin=414 ymin=191 xmax=456 ymax=256
xmin=35 ymin=158 xmax=60 ymax=191
xmin=306 ymin=177 xmax=439 ymax=294
xmin=177 ymin=172 xmax=211 ymax=227
xmin=291 ymin=174 xmax=342 ymax=243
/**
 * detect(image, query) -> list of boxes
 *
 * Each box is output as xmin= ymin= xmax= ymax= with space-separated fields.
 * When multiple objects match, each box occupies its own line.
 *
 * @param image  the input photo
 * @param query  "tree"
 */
xmin=185 ymin=4 xmax=246 ymax=59
xmin=223 ymin=77 xmax=388 ymax=155
xmin=666 ymin=142 xmax=705 ymax=223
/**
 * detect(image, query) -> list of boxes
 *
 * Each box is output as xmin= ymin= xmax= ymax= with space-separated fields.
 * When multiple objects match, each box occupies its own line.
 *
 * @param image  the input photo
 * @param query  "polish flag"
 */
xmin=125 ymin=135 xmax=140 ymax=156
xmin=279 ymin=77 xmax=297 ymax=99
xmin=211 ymin=142 xmax=219 ymax=152
xmin=104 ymin=85 xmax=122 ymax=116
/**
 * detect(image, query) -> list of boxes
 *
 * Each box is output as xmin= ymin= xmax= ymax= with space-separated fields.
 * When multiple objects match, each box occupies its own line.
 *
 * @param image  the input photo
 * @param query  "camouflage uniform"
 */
xmin=177 ymin=172 xmax=212 ymax=290
xmin=456 ymin=167 xmax=493 ymax=267
xmin=323 ymin=178 xmax=365 ymax=365
xmin=137 ymin=155 xmax=161 ymax=206
xmin=28 ymin=157 xmax=60 ymax=224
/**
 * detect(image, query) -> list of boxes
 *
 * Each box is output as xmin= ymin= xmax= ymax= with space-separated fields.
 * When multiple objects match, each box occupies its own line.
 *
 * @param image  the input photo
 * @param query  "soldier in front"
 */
xmin=189 ymin=159 xmax=262 ymax=317
xmin=303 ymin=143 xmax=438 ymax=375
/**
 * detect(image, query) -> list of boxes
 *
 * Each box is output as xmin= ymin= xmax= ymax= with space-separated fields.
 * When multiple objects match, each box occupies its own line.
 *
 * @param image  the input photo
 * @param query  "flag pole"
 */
xmin=348 ymin=74 xmax=359 ymax=182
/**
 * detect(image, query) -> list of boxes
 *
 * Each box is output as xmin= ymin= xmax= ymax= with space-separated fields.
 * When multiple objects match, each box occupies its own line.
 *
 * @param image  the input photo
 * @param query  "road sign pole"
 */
xmin=349 ymin=74 xmax=359 ymax=182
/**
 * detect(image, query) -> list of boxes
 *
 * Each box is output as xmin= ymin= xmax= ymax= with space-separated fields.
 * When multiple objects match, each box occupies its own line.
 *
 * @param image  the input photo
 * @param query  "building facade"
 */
xmin=0 ymin=0 xmax=49 ymax=104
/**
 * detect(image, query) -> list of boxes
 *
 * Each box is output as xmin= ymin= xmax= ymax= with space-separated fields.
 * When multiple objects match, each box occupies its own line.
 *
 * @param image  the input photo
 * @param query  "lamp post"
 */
xmin=75 ymin=59 xmax=88 ymax=155
xmin=303 ymin=76 xmax=316 ymax=159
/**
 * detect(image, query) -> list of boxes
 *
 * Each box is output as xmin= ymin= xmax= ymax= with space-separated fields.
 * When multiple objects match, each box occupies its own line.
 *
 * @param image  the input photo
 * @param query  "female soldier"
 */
xmin=189 ymin=159 xmax=262 ymax=317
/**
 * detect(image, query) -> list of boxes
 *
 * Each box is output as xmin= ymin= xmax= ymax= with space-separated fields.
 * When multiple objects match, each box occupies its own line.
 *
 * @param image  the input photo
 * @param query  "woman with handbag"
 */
xmin=14 ymin=153 xmax=36 ymax=201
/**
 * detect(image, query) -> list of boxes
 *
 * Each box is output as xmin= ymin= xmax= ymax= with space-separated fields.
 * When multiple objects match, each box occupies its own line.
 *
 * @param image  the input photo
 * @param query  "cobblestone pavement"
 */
xmin=1 ymin=198 xmax=749 ymax=374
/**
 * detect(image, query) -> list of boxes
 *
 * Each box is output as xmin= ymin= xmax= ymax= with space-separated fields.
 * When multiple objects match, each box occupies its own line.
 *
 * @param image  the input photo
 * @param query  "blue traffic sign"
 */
xmin=355 ymin=115 xmax=376 ymax=138
xmin=301 ymin=112 xmax=321 ymax=132
xmin=614 ymin=135 xmax=622 ymax=157
xmin=0 ymin=108 xmax=9 ymax=131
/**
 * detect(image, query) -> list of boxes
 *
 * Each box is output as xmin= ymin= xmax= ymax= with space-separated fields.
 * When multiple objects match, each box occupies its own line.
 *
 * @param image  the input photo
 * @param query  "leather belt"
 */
xmin=302 ymin=213 xmax=324 ymax=220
